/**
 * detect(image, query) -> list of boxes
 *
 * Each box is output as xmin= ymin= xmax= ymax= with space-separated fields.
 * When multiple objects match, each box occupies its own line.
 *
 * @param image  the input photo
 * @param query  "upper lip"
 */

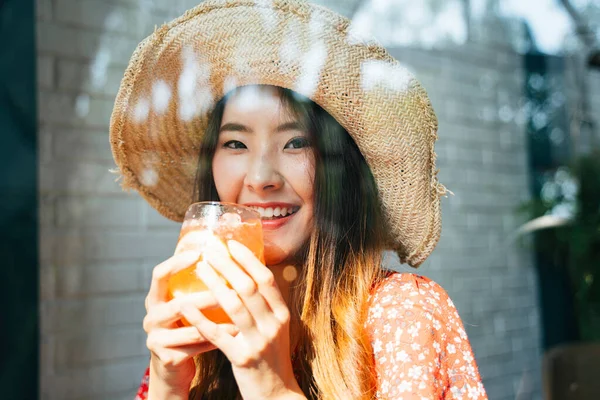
xmin=242 ymin=202 xmax=299 ymax=208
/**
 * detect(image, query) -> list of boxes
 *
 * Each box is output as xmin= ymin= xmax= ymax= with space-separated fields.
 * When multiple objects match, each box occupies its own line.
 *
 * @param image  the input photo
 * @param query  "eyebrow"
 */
xmin=219 ymin=121 xmax=305 ymax=134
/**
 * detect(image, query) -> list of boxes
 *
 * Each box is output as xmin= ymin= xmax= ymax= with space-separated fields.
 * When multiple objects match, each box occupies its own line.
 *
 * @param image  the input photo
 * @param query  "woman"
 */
xmin=110 ymin=1 xmax=488 ymax=399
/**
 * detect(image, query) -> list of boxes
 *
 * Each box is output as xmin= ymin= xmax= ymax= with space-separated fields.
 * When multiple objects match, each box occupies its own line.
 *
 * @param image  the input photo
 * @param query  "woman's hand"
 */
xmin=180 ymin=239 xmax=305 ymax=400
xmin=143 ymin=251 xmax=240 ymax=398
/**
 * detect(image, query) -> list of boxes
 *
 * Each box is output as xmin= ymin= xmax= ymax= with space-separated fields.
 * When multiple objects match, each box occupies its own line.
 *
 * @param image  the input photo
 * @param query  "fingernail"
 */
xmin=227 ymin=240 xmax=243 ymax=253
xmin=227 ymin=240 xmax=239 ymax=248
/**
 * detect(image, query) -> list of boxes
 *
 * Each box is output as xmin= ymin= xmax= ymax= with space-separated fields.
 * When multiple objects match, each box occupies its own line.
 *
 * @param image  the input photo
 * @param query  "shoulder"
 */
xmin=371 ymin=271 xmax=445 ymax=294
xmin=365 ymin=272 xmax=487 ymax=399
xmin=365 ymin=272 xmax=467 ymax=340
xmin=368 ymin=272 xmax=456 ymax=312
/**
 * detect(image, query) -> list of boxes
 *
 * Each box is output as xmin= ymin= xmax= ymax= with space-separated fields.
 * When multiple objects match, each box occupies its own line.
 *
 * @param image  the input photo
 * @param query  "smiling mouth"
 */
xmin=248 ymin=206 xmax=300 ymax=220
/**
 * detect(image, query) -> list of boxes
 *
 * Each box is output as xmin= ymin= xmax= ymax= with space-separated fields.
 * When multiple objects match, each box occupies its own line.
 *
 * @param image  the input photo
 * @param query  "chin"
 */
xmin=263 ymin=240 xmax=306 ymax=266
xmin=263 ymin=242 xmax=289 ymax=266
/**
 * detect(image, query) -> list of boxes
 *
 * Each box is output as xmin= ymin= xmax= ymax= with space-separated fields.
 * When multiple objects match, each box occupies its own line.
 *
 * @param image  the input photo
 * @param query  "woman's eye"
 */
xmin=223 ymin=140 xmax=247 ymax=149
xmin=284 ymin=137 xmax=310 ymax=149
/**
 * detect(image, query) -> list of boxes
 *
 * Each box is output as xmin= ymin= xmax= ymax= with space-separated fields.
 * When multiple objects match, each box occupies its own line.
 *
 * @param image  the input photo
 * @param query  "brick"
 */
xmin=481 ymin=148 xmax=527 ymax=170
xmin=55 ymin=195 xmax=143 ymax=228
xmin=38 ymin=126 xmax=53 ymax=165
xmin=397 ymin=62 xmax=501 ymax=106
xmin=42 ymin=228 xmax=176 ymax=265
xmin=40 ymin=357 xmax=148 ymax=399
xmin=444 ymin=77 xmax=497 ymax=103
xmin=140 ymin=257 xmax=170 ymax=288
xmin=40 ymin=336 xmax=56 ymax=378
xmin=507 ymin=293 xmax=537 ymax=311
xmin=106 ymin=0 xmax=192 ymax=14
xmin=388 ymin=48 xmax=444 ymax=75
xmin=39 ymin=161 xmax=122 ymax=195
xmin=41 ymin=229 xmax=86 ymax=267
xmin=54 ymin=327 xmax=146 ymax=369
xmin=38 ymin=90 xmax=72 ymax=126
xmin=38 ymin=90 xmax=115 ymax=129
xmin=53 ymin=129 xmax=115 ymax=162
xmin=440 ymin=98 xmax=498 ymax=127
xmin=55 ymin=0 xmax=138 ymax=36
xmin=39 ymin=193 xmax=55 ymax=227
xmin=440 ymin=43 xmax=520 ymax=73
xmin=142 ymin=201 xmax=181 ymax=230
xmin=40 ymin=264 xmax=56 ymax=301
xmin=37 ymin=21 xmax=138 ymax=65
xmin=413 ymin=73 xmax=444 ymax=100
xmin=84 ymin=230 xmax=177 ymax=261
xmin=40 ymin=294 xmax=146 ymax=334
xmin=37 ymin=0 xmax=53 ymax=21
xmin=55 ymin=261 xmax=143 ymax=297
xmin=39 ymin=230 xmax=55 ymax=264
xmin=439 ymin=122 xmax=501 ymax=146
xmin=37 ymin=55 xmax=54 ymax=89
xmin=443 ymin=142 xmax=485 ymax=165
xmin=57 ymin=59 xmax=125 ymax=97
xmin=441 ymin=59 xmax=501 ymax=86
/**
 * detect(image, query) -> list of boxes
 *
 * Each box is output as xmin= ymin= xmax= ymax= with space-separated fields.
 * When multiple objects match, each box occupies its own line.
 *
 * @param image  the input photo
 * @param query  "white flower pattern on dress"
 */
xmin=134 ymin=272 xmax=488 ymax=400
xmin=364 ymin=273 xmax=488 ymax=399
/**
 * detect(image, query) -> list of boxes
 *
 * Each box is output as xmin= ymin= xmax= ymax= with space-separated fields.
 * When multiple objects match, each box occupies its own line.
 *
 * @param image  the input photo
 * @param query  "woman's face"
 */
xmin=212 ymin=86 xmax=315 ymax=266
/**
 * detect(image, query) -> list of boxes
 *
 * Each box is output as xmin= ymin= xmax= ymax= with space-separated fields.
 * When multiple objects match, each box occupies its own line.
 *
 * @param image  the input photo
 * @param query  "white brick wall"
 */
xmin=37 ymin=0 xmax=183 ymax=397
xmin=384 ymin=43 xmax=543 ymax=400
xmin=38 ymin=0 xmax=587 ymax=399
xmin=564 ymin=55 xmax=600 ymax=155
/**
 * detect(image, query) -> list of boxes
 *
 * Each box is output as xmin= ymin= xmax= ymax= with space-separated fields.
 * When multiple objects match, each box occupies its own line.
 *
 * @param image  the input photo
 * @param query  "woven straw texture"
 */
xmin=109 ymin=0 xmax=446 ymax=267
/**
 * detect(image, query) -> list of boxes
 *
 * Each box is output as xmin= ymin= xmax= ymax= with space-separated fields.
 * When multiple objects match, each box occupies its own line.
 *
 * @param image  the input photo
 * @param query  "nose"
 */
xmin=244 ymin=153 xmax=284 ymax=193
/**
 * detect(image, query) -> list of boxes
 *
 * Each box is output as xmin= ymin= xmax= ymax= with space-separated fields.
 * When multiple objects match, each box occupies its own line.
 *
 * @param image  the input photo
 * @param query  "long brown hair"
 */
xmin=190 ymin=85 xmax=387 ymax=399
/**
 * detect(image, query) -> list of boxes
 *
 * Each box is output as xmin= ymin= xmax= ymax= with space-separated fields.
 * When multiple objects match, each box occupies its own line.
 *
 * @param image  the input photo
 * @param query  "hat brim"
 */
xmin=110 ymin=0 xmax=444 ymax=267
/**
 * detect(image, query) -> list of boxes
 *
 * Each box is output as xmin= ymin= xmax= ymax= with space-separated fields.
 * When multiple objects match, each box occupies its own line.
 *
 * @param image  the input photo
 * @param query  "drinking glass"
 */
xmin=168 ymin=202 xmax=264 ymax=324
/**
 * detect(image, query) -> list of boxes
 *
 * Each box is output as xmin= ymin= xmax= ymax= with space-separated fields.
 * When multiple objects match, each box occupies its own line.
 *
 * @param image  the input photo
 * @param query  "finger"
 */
xmin=146 ymin=251 xmax=200 ymax=309
xmin=152 ymin=342 xmax=219 ymax=368
xmin=147 ymin=327 xmax=207 ymax=349
xmin=147 ymin=324 xmax=239 ymax=349
xmin=205 ymin=242 xmax=277 ymax=335
xmin=227 ymin=240 xmax=290 ymax=323
xmin=197 ymin=255 xmax=258 ymax=333
xmin=180 ymin=304 xmax=240 ymax=362
xmin=144 ymin=291 xmax=221 ymax=331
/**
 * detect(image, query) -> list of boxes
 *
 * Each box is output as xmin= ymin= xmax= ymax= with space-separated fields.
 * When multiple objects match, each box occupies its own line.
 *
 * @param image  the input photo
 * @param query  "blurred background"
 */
xmin=1 ymin=0 xmax=599 ymax=399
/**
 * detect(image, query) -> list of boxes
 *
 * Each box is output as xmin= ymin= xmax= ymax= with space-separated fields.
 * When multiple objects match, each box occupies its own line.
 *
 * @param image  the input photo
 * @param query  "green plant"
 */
xmin=518 ymin=150 xmax=600 ymax=341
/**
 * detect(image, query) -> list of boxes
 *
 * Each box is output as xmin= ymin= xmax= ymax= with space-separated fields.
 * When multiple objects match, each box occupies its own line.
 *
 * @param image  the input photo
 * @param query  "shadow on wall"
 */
xmin=37 ymin=1 xmax=186 ymax=399
xmin=0 ymin=0 xmax=37 ymax=399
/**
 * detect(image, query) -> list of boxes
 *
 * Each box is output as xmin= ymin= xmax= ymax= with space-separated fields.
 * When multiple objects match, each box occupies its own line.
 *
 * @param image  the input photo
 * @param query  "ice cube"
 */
xmin=174 ymin=229 xmax=215 ymax=255
xmin=219 ymin=212 xmax=242 ymax=226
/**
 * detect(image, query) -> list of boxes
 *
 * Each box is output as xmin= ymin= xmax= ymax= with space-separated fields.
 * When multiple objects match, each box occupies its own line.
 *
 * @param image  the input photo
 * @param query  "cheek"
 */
xmin=286 ymin=154 xmax=315 ymax=203
xmin=211 ymin=153 xmax=244 ymax=202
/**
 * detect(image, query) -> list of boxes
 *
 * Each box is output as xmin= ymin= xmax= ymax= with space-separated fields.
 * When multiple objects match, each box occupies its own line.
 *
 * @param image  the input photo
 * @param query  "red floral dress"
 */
xmin=135 ymin=273 xmax=487 ymax=399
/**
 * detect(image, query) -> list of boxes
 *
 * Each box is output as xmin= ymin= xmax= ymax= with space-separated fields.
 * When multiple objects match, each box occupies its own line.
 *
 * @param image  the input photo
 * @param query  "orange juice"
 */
xmin=168 ymin=209 xmax=264 ymax=325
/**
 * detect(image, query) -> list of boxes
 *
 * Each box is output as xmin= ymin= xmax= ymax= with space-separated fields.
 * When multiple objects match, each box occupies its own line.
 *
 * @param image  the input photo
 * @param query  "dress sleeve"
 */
xmin=364 ymin=273 xmax=488 ymax=399
xmin=134 ymin=367 xmax=150 ymax=400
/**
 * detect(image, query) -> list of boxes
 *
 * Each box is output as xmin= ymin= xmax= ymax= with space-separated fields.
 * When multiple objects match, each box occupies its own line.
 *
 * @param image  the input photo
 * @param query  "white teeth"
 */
xmin=250 ymin=206 xmax=298 ymax=219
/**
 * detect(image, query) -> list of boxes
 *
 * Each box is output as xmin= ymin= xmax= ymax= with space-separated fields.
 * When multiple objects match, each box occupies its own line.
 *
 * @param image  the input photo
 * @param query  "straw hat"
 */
xmin=109 ymin=0 xmax=448 ymax=267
